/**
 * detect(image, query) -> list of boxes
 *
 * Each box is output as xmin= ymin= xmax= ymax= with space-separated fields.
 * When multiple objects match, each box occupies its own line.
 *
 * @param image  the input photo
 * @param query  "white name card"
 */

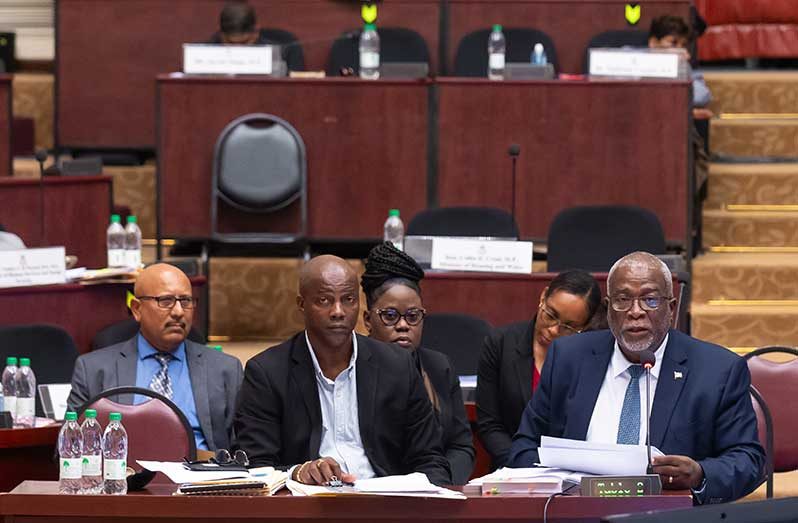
xmin=0 ymin=247 xmax=66 ymax=288
xmin=183 ymin=44 xmax=273 ymax=75
xmin=589 ymin=48 xmax=683 ymax=79
xmin=430 ymin=239 xmax=533 ymax=274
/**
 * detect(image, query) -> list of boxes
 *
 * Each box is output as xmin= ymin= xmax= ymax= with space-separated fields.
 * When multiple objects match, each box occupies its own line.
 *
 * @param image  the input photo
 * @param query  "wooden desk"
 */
xmin=1 ymin=480 xmax=692 ymax=522
xmin=0 ymin=75 xmax=10 ymax=177
xmin=0 ymin=176 xmax=112 ymax=268
xmin=436 ymin=78 xmax=691 ymax=243
xmin=0 ymin=426 xmax=59 ymax=492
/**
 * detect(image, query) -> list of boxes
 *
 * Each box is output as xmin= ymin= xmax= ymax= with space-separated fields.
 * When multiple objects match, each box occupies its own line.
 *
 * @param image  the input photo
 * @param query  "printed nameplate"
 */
xmin=0 ymin=247 xmax=66 ymax=288
xmin=431 ymin=239 xmax=533 ymax=274
xmin=183 ymin=44 xmax=273 ymax=75
xmin=589 ymin=48 xmax=682 ymax=79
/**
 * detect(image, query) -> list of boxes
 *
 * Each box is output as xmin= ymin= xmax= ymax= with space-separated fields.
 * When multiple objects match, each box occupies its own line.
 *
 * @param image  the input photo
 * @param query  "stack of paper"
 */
xmin=287 ymin=472 xmax=465 ymax=499
xmin=538 ymin=436 xmax=663 ymax=475
xmin=468 ymin=467 xmax=584 ymax=495
xmin=137 ymin=461 xmax=287 ymax=495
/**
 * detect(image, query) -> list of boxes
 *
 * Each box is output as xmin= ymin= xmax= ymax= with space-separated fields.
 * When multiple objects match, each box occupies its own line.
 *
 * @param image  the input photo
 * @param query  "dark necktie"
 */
xmin=616 ymin=365 xmax=645 ymax=445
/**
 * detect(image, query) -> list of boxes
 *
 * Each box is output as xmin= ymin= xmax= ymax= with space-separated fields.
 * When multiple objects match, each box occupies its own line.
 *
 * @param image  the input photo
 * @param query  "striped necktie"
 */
xmin=149 ymin=352 xmax=174 ymax=400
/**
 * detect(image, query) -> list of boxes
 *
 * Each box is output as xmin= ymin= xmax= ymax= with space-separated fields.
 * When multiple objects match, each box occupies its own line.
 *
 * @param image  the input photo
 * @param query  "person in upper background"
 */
xmin=648 ymin=14 xmax=712 ymax=113
xmin=507 ymin=252 xmax=764 ymax=504
xmin=67 ymin=263 xmax=243 ymax=452
xmin=209 ymin=1 xmax=304 ymax=72
xmin=234 ymin=255 xmax=451 ymax=486
xmin=360 ymin=242 xmax=475 ymax=484
xmin=476 ymin=270 xmax=601 ymax=469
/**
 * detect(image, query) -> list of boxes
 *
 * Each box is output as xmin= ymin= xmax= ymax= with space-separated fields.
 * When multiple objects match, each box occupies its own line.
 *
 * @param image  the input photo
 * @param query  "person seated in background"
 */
xmin=209 ymin=1 xmax=304 ymax=72
xmin=476 ymin=270 xmax=601 ymax=469
xmin=234 ymin=255 xmax=451 ymax=486
xmin=67 ymin=263 xmax=243 ymax=452
xmin=507 ymin=252 xmax=765 ymax=504
xmin=361 ymin=242 xmax=475 ymax=485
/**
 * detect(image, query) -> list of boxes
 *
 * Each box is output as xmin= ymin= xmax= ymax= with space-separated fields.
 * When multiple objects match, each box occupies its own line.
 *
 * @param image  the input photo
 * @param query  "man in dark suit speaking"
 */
xmin=67 ymin=264 xmax=243 ymax=452
xmin=234 ymin=255 xmax=451 ymax=486
xmin=508 ymin=252 xmax=764 ymax=504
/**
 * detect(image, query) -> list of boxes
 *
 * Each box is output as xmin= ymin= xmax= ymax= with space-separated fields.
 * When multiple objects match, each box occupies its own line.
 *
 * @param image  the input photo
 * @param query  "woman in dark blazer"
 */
xmin=476 ymin=270 xmax=602 ymax=470
xmin=361 ymin=242 xmax=475 ymax=484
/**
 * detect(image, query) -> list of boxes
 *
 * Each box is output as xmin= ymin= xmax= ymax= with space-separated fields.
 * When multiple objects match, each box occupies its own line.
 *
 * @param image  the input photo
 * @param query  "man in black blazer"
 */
xmin=234 ymin=255 xmax=451 ymax=485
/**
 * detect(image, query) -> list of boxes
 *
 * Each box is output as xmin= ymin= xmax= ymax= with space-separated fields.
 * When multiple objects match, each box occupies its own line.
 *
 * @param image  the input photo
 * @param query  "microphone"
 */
xmin=34 ymin=148 xmax=48 ymax=177
xmin=507 ymin=144 xmax=520 ymax=228
xmin=34 ymin=149 xmax=48 ymax=244
xmin=639 ymin=349 xmax=656 ymax=475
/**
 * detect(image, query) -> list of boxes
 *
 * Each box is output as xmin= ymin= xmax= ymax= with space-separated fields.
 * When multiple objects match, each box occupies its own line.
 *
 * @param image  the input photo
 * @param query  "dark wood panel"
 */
xmin=0 ymin=176 xmax=112 ymax=267
xmin=0 ymin=75 xmax=10 ymax=177
xmin=436 ymin=79 xmax=691 ymax=242
xmin=158 ymin=77 xmax=429 ymax=240
xmin=0 ymin=427 xmax=60 ymax=492
xmin=446 ymin=0 xmax=691 ymax=74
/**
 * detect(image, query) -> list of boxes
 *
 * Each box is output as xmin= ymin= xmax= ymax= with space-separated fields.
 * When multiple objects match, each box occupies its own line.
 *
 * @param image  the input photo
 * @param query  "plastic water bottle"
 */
xmin=14 ymin=358 xmax=35 ymax=428
xmin=1 ymin=357 xmax=17 ymax=419
xmin=124 ymin=215 xmax=142 ymax=269
xmin=81 ymin=409 xmax=104 ymax=495
xmin=58 ymin=411 xmax=83 ymax=494
xmin=531 ymin=42 xmax=547 ymax=65
xmin=488 ymin=24 xmax=506 ymax=80
xmin=383 ymin=209 xmax=404 ymax=251
xmin=359 ymin=23 xmax=380 ymax=80
xmin=103 ymin=412 xmax=128 ymax=495
xmin=106 ymin=214 xmax=126 ymax=268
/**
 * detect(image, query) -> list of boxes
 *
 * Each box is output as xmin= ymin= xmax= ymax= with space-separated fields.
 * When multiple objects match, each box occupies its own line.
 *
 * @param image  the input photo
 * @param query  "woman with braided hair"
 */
xmin=362 ymin=242 xmax=475 ymax=484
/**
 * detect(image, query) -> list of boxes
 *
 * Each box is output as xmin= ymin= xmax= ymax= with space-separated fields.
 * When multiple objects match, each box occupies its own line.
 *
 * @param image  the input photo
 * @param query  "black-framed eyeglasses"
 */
xmin=212 ymin=449 xmax=249 ymax=467
xmin=609 ymin=295 xmax=673 ymax=312
xmin=375 ymin=307 xmax=426 ymax=326
xmin=136 ymin=295 xmax=198 ymax=309
xmin=539 ymin=304 xmax=582 ymax=335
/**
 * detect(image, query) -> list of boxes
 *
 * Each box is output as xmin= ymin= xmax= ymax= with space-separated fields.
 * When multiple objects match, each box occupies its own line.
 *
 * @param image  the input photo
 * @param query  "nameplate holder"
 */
xmin=588 ymin=48 xmax=685 ymax=79
xmin=581 ymin=474 xmax=662 ymax=497
xmin=183 ymin=44 xmax=275 ymax=75
xmin=430 ymin=238 xmax=532 ymax=274
xmin=0 ymin=247 xmax=66 ymax=288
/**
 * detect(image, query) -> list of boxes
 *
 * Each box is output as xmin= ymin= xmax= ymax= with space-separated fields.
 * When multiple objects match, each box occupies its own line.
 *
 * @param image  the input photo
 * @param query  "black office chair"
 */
xmin=547 ymin=205 xmax=666 ymax=272
xmin=454 ymin=28 xmax=558 ymax=77
xmin=582 ymin=30 xmax=648 ymax=73
xmin=407 ymin=207 xmax=519 ymax=238
xmin=421 ymin=313 xmax=492 ymax=376
xmin=0 ymin=324 xmax=79 ymax=417
xmin=327 ymin=27 xmax=430 ymax=76
xmin=92 ymin=318 xmax=207 ymax=352
xmin=211 ymin=113 xmax=307 ymax=245
xmin=207 ymin=28 xmax=305 ymax=72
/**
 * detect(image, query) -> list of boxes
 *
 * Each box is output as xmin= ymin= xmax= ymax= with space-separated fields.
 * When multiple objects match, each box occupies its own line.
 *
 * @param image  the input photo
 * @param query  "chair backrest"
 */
xmin=454 ymin=28 xmax=559 ymax=77
xmin=743 ymin=347 xmax=798 ymax=474
xmin=92 ymin=318 xmax=207 ymax=352
xmin=327 ymin=27 xmax=430 ymax=76
xmin=0 ymin=324 xmax=79 ymax=417
xmin=421 ymin=313 xmax=492 ymax=376
xmin=547 ymin=205 xmax=666 ymax=272
xmin=750 ymin=385 xmax=774 ymax=498
xmin=77 ymin=386 xmax=197 ymax=462
xmin=407 ymin=206 xmax=519 ymax=238
xmin=583 ymin=30 xmax=649 ymax=72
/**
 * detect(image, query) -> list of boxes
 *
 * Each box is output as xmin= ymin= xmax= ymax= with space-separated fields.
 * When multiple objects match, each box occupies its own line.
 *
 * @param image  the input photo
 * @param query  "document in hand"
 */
xmin=287 ymin=472 xmax=465 ymax=499
xmin=538 ymin=436 xmax=664 ymax=476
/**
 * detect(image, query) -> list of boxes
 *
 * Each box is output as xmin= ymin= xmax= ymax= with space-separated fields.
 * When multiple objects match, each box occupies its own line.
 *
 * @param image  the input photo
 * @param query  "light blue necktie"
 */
xmin=616 ymin=365 xmax=645 ymax=445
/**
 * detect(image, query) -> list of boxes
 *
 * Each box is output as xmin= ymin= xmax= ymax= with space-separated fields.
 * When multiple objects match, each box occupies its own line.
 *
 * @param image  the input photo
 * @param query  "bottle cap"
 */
xmin=110 ymin=214 xmax=121 ymax=224
xmin=5 ymin=356 xmax=17 ymax=366
xmin=19 ymin=357 xmax=30 ymax=367
xmin=65 ymin=411 xmax=78 ymax=421
xmin=388 ymin=209 xmax=400 ymax=217
xmin=364 ymin=22 xmax=376 ymax=31
xmin=213 ymin=346 xmax=223 ymax=352
xmin=109 ymin=412 xmax=122 ymax=422
xmin=84 ymin=409 xmax=97 ymax=419
xmin=534 ymin=43 xmax=544 ymax=52
xmin=493 ymin=24 xmax=502 ymax=32
xmin=127 ymin=215 xmax=137 ymax=224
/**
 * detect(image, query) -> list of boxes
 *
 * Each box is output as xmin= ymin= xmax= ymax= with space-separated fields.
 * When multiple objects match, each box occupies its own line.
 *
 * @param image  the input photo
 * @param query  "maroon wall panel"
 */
xmin=436 ymin=79 xmax=690 ymax=242
xmin=0 ymin=75 xmax=10 ymax=177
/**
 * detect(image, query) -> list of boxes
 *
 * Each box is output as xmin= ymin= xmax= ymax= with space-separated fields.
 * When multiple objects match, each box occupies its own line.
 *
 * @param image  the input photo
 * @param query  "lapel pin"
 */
xmin=674 ymin=371 xmax=683 ymax=380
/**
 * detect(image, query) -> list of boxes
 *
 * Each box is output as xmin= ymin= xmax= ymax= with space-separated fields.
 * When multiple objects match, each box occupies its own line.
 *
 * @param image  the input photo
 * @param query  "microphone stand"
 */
xmin=35 ymin=150 xmax=47 ymax=245
xmin=645 ymin=365 xmax=653 ymax=475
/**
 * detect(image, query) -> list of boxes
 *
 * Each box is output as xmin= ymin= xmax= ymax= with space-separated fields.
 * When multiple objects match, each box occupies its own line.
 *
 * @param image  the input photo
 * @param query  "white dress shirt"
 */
xmin=305 ymin=332 xmax=376 ymax=480
xmin=586 ymin=334 xmax=668 ymax=445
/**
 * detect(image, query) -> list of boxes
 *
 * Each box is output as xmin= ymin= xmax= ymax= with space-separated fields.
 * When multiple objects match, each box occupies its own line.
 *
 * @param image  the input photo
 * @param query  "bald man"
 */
xmin=67 ymin=263 xmax=243 ymax=451
xmin=234 ymin=255 xmax=451 ymax=485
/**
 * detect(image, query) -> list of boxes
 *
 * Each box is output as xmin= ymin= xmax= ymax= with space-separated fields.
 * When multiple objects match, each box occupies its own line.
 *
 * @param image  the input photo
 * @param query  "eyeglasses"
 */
xmin=212 ymin=449 xmax=249 ymax=467
xmin=609 ymin=295 xmax=673 ymax=312
xmin=375 ymin=307 xmax=426 ymax=326
xmin=136 ymin=295 xmax=198 ymax=309
xmin=539 ymin=305 xmax=582 ymax=335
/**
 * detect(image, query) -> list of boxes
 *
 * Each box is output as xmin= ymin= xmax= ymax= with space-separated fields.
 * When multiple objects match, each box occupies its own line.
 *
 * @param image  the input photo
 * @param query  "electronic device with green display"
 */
xmin=581 ymin=475 xmax=662 ymax=497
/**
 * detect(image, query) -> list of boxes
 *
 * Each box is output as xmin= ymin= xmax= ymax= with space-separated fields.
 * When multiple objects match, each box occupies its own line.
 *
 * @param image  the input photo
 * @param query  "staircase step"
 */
xmin=692 ymin=303 xmax=798 ymax=350
xmin=703 ymin=209 xmax=798 ymax=248
xmin=710 ymin=118 xmax=798 ymax=159
xmin=706 ymin=162 xmax=798 ymax=209
xmin=693 ymin=252 xmax=798 ymax=302
xmin=704 ymin=71 xmax=798 ymax=115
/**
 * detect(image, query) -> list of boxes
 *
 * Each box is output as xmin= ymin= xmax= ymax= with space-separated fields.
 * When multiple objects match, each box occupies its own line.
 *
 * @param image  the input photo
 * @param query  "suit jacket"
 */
xmin=233 ymin=333 xmax=452 ymax=485
xmin=66 ymin=336 xmax=244 ymax=451
xmin=476 ymin=320 xmax=534 ymax=469
xmin=418 ymin=347 xmax=475 ymax=484
xmin=507 ymin=329 xmax=765 ymax=504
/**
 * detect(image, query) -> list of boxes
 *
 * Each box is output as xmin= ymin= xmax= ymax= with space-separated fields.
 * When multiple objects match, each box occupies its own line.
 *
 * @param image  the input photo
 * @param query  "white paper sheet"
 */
xmin=137 ymin=460 xmax=251 ymax=484
xmin=538 ymin=437 xmax=664 ymax=476
xmin=468 ymin=467 xmax=586 ymax=487
xmin=286 ymin=473 xmax=465 ymax=499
